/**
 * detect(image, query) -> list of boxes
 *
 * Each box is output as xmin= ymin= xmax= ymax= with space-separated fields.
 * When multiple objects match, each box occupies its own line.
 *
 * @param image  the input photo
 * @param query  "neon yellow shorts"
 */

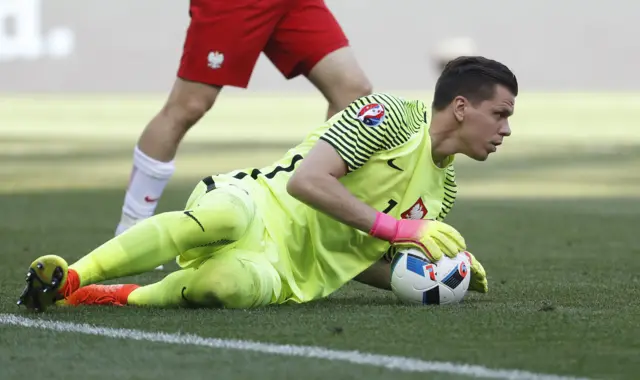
xmin=174 ymin=175 xmax=293 ymax=307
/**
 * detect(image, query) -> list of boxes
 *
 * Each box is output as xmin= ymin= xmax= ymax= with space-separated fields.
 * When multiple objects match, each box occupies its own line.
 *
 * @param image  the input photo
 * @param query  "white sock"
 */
xmin=116 ymin=145 xmax=175 ymax=235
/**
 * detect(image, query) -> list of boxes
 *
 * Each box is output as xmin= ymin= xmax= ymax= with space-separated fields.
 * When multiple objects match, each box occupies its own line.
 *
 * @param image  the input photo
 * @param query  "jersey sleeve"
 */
xmin=319 ymin=93 xmax=424 ymax=172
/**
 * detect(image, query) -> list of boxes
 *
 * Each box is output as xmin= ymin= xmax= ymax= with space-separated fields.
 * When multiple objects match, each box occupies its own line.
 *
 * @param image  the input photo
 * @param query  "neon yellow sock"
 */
xmin=127 ymin=268 xmax=195 ymax=308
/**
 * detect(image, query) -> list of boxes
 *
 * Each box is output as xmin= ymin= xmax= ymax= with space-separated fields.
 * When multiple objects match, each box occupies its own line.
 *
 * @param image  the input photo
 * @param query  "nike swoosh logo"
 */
xmin=144 ymin=196 xmax=159 ymax=203
xmin=387 ymin=159 xmax=403 ymax=171
xmin=181 ymin=286 xmax=198 ymax=308
xmin=184 ymin=210 xmax=205 ymax=232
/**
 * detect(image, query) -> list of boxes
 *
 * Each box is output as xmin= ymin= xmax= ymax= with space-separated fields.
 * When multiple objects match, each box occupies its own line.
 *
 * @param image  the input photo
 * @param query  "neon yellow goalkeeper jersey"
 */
xmin=228 ymin=93 xmax=458 ymax=303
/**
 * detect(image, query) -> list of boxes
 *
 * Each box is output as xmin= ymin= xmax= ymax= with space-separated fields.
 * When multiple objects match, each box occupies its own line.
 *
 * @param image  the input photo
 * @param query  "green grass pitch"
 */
xmin=0 ymin=92 xmax=639 ymax=380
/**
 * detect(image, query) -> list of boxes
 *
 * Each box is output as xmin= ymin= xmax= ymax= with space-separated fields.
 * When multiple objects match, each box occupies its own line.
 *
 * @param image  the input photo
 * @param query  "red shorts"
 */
xmin=177 ymin=0 xmax=350 ymax=88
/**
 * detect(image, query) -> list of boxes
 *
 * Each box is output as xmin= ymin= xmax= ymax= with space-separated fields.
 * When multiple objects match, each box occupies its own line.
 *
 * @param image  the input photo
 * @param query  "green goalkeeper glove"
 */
xmin=369 ymin=212 xmax=488 ymax=293
xmin=369 ymin=212 xmax=466 ymax=262
xmin=462 ymin=251 xmax=489 ymax=293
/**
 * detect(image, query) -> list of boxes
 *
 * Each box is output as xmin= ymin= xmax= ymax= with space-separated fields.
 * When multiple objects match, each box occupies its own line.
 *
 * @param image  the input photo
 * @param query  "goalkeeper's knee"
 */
xmin=183 ymin=251 xmax=277 ymax=309
xmin=191 ymin=184 xmax=256 ymax=243
xmin=165 ymin=187 xmax=256 ymax=257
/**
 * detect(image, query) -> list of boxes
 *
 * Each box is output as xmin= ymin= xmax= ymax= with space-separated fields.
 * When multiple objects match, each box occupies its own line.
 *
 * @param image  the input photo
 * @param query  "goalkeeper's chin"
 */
xmin=464 ymin=149 xmax=491 ymax=162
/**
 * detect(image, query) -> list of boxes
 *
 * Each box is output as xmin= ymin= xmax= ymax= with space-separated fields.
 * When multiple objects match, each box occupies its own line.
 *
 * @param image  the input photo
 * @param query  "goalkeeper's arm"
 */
xmin=286 ymin=140 xmax=379 ymax=233
xmin=287 ymin=141 xmax=393 ymax=290
xmin=287 ymin=140 xmax=465 ymax=262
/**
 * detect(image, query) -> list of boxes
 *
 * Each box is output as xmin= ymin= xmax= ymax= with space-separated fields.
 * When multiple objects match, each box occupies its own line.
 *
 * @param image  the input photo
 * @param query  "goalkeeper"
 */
xmin=18 ymin=56 xmax=517 ymax=311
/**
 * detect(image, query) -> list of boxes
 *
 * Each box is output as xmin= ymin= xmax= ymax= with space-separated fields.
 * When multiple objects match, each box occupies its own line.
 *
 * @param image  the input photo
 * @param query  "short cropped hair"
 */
xmin=432 ymin=56 xmax=518 ymax=111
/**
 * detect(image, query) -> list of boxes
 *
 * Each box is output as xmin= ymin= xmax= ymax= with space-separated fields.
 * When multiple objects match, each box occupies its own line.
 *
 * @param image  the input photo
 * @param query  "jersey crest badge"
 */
xmin=356 ymin=103 xmax=385 ymax=127
xmin=401 ymin=198 xmax=428 ymax=220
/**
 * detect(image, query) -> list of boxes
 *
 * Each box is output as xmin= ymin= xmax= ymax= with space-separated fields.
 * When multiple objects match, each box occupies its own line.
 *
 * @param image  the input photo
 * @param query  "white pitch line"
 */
xmin=0 ymin=313 xmax=590 ymax=380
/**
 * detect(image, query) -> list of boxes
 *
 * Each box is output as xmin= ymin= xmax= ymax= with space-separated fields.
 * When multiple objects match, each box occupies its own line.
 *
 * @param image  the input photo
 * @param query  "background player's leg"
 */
xmin=115 ymin=0 xmax=282 ymax=237
xmin=306 ymin=47 xmax=373 ymax=119
xmin=116 ymin=79 xmax=221 ymax=239
xmin=263 ymin=0 xmax=372 ymax=120
xmin=72 ymin=183 xmax=255 ymax=288
xmin=308 ymin=47 xmax=373 ymax=119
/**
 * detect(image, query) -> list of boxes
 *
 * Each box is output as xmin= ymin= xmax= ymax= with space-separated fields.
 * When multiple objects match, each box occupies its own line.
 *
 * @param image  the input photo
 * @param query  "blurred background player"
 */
xmin=432 ymin=36 xmax=477 ymax=71
xmin=115 ymin=0 xmax=374 ymax=264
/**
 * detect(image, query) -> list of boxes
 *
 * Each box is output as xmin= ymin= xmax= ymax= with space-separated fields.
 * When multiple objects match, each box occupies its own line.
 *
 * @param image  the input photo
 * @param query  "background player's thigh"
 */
xmin=264 ymin=0 xmax=372 ymax=115
xmin=178 ymin=0 xmax=285 ymax=88
xmin=306 ymin=47 xmax=373 ymax=117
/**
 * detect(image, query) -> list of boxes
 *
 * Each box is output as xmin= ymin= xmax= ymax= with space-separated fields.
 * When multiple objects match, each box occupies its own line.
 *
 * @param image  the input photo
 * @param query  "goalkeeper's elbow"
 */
xmin=286 ymin=171 xmax=310 ymax=201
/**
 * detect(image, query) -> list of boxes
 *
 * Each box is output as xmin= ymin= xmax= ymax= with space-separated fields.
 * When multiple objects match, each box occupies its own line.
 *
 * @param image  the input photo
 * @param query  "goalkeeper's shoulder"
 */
xmin=338 ymin=92 xmax=426 ymax=130
xmin=349 ymin=92 xmax=413 ymax=108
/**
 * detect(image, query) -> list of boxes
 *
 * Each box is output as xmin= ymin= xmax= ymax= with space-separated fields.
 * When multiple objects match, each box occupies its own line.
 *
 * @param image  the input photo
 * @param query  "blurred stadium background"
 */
xmin=1 ymin=1 xmax=639 ymax=379
xmin=2 ymin=0 xmax=640 ymax=197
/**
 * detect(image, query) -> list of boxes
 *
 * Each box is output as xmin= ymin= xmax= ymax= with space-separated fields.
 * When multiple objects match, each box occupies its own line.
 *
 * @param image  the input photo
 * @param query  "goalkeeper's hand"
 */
xmin=462 ymin=251 xmax=489 ymax=293
xmin=368 ymin=212 xmax=466 ymax=262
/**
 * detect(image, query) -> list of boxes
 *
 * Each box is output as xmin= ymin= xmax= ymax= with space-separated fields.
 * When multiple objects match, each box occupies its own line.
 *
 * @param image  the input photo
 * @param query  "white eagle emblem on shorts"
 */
xmin=208 ymin=51 xmax=224 ymax=69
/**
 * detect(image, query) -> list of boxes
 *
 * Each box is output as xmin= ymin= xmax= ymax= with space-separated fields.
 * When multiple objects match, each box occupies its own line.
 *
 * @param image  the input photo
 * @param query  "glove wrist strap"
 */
xmin=369 ymin=212 xmax=399 ymax=241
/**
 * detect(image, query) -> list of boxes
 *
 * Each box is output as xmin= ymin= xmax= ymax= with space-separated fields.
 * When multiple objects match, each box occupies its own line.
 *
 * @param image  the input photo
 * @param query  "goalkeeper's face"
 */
xmin=458 ymin=84 xmax=515 ymax=161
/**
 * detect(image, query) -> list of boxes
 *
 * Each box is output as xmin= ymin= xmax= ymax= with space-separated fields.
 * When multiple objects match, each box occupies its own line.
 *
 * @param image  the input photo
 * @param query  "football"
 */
xmin=390 ymin=248 xmax=471 ymax=305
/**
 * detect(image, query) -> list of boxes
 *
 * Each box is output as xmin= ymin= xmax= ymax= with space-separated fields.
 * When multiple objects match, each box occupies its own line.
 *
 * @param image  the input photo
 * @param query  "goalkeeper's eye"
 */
xmin=495 ymin=111 xmax=510 ymax=120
